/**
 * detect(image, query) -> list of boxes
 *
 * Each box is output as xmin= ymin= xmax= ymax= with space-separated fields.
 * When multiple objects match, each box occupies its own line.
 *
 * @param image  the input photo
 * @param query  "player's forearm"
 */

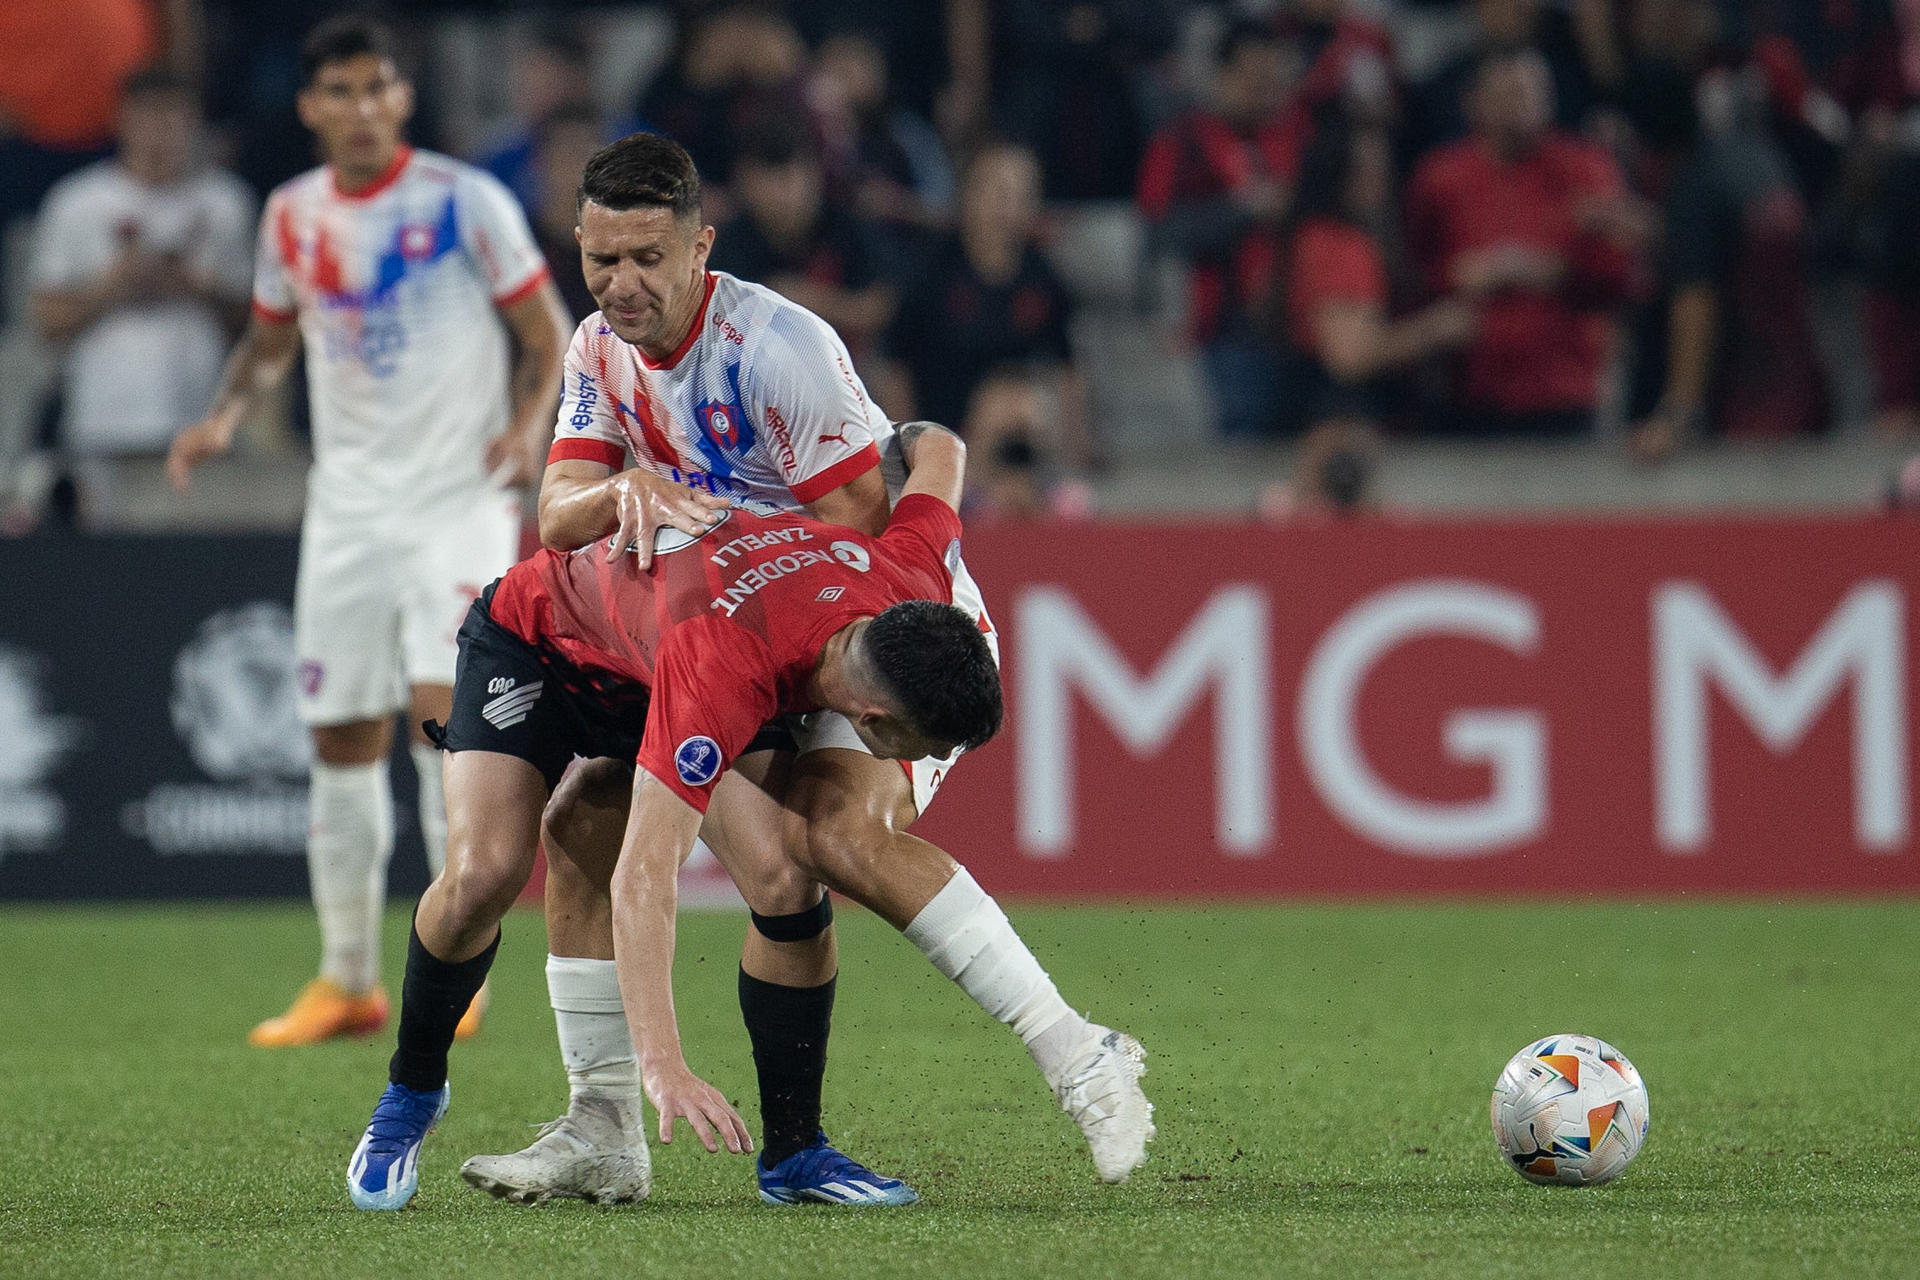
xmin=537 ymin=470 xmax=623 ymax=550
xmin=506 ymin=292 xmax=569 ymax=446
xmin=609 ymin=779 xmax=700 ymax=1073
xmin=206 ymin=319 xmax=299 ymax=427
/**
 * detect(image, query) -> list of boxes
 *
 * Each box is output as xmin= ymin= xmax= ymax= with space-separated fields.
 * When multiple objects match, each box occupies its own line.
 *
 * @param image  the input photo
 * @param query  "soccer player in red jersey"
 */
xmin=346 ymin=425 xmax=1152 ymax=1210
xmin=459 ymin=133 xmax=1146 ymax=1208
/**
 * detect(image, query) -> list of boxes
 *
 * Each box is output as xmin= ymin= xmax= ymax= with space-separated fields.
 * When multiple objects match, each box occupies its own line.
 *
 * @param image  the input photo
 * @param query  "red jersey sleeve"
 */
xmin=876 ymin=493 xmax=962 ymax=592
xmin=634 ymin=621 xmax=779 ymax=814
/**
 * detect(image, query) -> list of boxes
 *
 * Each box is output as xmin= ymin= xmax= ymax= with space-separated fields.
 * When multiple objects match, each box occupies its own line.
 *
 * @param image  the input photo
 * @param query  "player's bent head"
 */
xmin=300 ymin=15 xmax=405 ymax=88
xmin=578 ymin=133 xmax=703 ymax=225
xmin=858 ymin=601 xmax=1002 ymax=759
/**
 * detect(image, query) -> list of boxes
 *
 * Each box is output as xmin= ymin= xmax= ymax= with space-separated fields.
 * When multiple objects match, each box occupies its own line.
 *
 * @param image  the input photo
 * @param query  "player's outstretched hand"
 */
xmin=606 ymin=468 xmax=731 ymax=569
xmin=165 ymin=413 xmax=237 ymax=493
xmin=642 ymin=1059 xmax=753 ymax=1155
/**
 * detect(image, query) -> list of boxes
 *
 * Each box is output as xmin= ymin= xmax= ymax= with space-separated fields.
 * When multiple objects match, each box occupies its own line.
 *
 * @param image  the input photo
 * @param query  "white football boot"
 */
xmin=459 ymin=1092 xmax=652 ymax=1205
xmin=1055 ymin=1025 xmax=1155 ymax=1183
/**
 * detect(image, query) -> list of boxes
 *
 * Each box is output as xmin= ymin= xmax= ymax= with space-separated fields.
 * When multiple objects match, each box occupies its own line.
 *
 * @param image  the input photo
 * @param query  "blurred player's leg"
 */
xmin=250 ymin=718 xmax=395 ymax=1048
xmin=257 ymin=516 xmax=404 ymax=1047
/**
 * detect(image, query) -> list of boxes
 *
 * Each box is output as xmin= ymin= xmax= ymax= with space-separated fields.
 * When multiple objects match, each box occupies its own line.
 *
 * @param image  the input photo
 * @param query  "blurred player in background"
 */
xmin=456 ymin=133 xmax=1150 ymax=1207
xmin=165 ymin=17 xmax=571 ymax=1047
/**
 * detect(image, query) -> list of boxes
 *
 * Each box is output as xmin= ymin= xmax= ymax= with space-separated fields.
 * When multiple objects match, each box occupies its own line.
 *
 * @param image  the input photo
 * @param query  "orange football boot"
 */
xmin=454 ymin=979 xmax=490 ymax=1041
xmin=248 ymin=978 xmax=390 ymax=1047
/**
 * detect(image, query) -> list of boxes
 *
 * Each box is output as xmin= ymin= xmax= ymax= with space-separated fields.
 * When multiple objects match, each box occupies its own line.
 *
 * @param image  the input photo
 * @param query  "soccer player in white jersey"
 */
xmin=164 ymin=18 xmax=573 ymax=1047
xmin=452 ymin=133 xmax=1151 ymax=1206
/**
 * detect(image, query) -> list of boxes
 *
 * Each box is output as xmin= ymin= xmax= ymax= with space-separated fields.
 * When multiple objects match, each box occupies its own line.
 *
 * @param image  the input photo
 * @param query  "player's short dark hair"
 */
xmin=577 ymin=132 xmax=703 ymax=220
xmin=300 ymin=15 xmax=404 ymax=88
xmin=863 ymin=600 xmax=1002 ymax=753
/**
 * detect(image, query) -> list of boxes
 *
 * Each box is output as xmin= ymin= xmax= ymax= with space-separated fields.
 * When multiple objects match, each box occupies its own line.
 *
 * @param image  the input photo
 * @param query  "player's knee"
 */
xmin=543 ymin=758 xmax=632 ymax=850
xmin=440 ymin=834 xmax=535 ymax=928
xmin=738 ymin=854 xmax=820 ymax=918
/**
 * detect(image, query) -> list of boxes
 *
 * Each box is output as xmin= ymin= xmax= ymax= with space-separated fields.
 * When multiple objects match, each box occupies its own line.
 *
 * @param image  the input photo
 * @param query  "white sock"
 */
xmin=902 ymin=868 xmax=1087 ymax=1086
xmin=307 ymin=760 xmax=395 ymax=994
xmin=547 ymin=954 xmax=640 ymax=1100
xmin=410 ymin=743 xmax=448 ymax=879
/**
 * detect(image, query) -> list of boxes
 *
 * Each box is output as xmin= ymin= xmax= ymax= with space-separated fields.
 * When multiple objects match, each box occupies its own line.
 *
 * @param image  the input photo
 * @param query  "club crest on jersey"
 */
xmin=674 ymin=735 xmax=722 ymax=786
xmin=399 ymin=223 xmax=438 ymax=260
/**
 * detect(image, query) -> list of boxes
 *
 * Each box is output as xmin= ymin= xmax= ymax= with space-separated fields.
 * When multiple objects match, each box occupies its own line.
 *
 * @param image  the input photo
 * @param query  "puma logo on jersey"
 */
xmin=817 ymin=429 xmax=852 ymax=447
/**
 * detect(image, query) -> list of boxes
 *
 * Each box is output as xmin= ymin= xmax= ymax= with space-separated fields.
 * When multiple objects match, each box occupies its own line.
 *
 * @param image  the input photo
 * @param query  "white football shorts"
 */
xmin=294 ymin=492 xmax=523 ymax=726
xmin=790 ymin=556 xmax=999 ymax=819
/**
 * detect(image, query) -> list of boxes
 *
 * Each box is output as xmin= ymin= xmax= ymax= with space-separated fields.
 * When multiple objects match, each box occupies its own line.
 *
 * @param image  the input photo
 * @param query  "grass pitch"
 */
xmin=1 ymin=899 xmax=1916 ymax=1278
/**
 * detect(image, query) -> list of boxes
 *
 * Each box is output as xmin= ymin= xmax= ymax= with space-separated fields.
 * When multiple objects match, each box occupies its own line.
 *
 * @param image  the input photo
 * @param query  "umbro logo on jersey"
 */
xmin=816 ymin=585 xmax=845 ymax=602
xmin=481 ymin=680 xmax=543 ymax=729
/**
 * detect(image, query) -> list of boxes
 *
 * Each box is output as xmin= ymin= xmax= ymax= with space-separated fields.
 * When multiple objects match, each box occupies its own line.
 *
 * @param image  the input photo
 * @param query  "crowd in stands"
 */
xmin=7 ymin=0 xmax=1920 ymax=527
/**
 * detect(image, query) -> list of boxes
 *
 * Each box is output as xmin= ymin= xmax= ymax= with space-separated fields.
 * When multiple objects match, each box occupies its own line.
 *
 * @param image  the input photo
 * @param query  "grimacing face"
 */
xmin=576 ymin=201 xmax=715 ymax=356
xmin=297 ymin=53 xmax=412 ymax=182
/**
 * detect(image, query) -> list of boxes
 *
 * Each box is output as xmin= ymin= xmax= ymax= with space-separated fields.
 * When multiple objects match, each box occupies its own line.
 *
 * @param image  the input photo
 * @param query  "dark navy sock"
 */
xmin=738 ymin=969 xmax=835 ymax=1169
xmin=388 ymin=922 xmax=498 ymax=1092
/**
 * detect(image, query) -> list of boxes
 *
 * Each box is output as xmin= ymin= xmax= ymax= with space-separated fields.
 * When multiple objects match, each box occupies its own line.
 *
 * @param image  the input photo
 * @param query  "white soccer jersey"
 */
xmin=251 ymin=146 xmax=549 ymax=523
xmin=548 ymin=271 xmax=893 ymax=512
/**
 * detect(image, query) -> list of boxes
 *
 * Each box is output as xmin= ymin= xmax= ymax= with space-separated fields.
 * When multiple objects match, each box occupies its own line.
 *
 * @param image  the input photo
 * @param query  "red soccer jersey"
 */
xmin=1404 ymin=134 xmax=1638 ymax=414
xmin=488 ymin=493 xmax=961 ymax=812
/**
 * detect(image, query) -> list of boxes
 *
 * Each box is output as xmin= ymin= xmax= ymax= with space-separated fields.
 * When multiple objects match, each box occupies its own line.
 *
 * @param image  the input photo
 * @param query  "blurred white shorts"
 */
xmin=293 ymin=494 xmax=523 ymax=726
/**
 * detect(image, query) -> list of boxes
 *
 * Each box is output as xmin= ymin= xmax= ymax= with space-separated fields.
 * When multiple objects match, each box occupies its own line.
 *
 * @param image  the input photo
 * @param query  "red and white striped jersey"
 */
xmin=251 ymin=146 xmax=549 ymax=522
xmin=548 ymin=270 xmax=894 ymax=513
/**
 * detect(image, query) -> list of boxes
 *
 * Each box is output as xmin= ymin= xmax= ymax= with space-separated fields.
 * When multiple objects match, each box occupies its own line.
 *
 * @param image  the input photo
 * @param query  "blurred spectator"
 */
xmin=813 ymin=32 xmax=957 ymax=234
xmin=25 ymin=68 xmax=252 ymax=523
xmin=1627 ymin=65 xmax=1828 ymax=460
xmin=784 ymin=0 xmax=951 ymax=120
xmin=1275 ymin=113 xmax=1478 ymax=437
xmin=0 ymin=0 xmax=161 ymax=233
xmin=1403 ymin=0 xmax=1599 ymax=161
xmin=1860 ymin=113 xmax=1920 ymax=438
xmin=887 ymin=142 xmax=1091 ymax=499
xmin=475 ymin=22 xmax=629 ymax=217
xmin=1277 ymin=0 xmax=1399 ymax=126
xmin=708 ymin=117 xmax=896 ymax=359
xmin=638 ymin=3 xmax=814 ymax=199
xmin=526 ymin=104 xmax=610 ymax=322
xmin=1138 ymin=21 xmax=1304 ymax=439
xmin=952 ymin=0 xmax=1180 ymax=200
xmin=1404 ymin=47 xmax=1644 ymax=436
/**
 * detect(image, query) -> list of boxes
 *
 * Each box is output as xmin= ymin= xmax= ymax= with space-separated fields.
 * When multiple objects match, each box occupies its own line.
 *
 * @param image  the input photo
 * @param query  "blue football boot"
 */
xmin=756 ymin=1132 xmax=919 ymax=1206
xmin=348 ymin=1082 xmax=451 ymax=1210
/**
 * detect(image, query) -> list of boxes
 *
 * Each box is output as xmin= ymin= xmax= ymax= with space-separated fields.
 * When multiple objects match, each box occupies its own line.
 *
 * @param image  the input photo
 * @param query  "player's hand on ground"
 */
xmin=165 ymin=413 xmax=238 ymax=492
xmin=642 ymin=1059 xmax=753 ymax=1154
xmin=606 ymin=468 xmax=730 ymax=568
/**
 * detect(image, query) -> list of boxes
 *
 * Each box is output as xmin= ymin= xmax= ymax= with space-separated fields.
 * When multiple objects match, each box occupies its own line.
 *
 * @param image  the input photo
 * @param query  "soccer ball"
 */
xmin=1490 ymin=1034 xmax=1649 ymax=1186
